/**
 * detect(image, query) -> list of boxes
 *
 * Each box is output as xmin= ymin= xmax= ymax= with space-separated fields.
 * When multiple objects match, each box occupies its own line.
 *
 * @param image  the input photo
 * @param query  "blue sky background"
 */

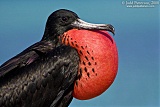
xmin=0 ymin=0 xmax=159 ymax=107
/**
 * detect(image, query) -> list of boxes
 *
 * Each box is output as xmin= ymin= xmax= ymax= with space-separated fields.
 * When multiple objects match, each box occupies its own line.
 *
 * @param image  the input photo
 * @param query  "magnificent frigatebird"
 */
xmin=0 ymin=9 xmax=117 ymax=107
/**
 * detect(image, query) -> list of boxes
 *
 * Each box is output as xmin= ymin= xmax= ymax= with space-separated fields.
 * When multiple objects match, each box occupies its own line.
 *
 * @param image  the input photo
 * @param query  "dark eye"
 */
xmin=62 ymin=17 xmax=69 ymax=22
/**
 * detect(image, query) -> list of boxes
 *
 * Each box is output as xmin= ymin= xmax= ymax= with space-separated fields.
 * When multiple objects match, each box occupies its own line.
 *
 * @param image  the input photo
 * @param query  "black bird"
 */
xmin=0 ymin=9 xmax=115 ymax=107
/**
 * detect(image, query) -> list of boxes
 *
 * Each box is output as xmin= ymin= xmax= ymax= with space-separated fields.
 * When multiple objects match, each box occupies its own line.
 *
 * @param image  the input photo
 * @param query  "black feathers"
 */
xmin=0 ymin=45 xmax=79 ymax=107
xmin=0 ymin=9 xmax=80 ymax=107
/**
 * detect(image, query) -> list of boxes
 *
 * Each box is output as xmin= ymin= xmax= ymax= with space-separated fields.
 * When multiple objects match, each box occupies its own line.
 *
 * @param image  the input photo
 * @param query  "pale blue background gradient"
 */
xmin=0 ymin=1 xmax=159 ymax=107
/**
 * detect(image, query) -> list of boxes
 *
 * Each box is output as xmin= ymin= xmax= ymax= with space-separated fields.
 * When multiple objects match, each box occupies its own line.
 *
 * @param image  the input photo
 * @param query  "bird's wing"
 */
xmin=48 ymin=45 xmax=79 ymax=107
xmin=0 ymin=45 xmax=79 ymax=107
xmin=0 ymin=40 xmax=55 ymax=78
xmin=52 ymin=84 xmax=75 ymax=107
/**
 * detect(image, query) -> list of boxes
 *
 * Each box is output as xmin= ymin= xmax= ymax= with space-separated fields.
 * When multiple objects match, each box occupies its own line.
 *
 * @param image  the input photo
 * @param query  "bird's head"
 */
xmin=42 ymin=9 xmax=115 ymax=42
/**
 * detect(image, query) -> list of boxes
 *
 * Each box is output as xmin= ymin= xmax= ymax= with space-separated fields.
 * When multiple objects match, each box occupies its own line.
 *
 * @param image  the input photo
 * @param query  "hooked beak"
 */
xmin=71 ymin=19 xmax=115 ymax=35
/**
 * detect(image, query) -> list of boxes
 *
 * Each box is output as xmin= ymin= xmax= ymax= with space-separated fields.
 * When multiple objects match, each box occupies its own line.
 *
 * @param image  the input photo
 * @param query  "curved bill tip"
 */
xmin=107 ymin=24 xmax=115 ymax=35
xmin=71 ymin=19 xmax=115 ymax=35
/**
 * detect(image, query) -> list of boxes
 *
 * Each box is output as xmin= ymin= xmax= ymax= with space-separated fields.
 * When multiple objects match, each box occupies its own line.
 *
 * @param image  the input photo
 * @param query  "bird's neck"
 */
xmin=41 ymin=28 xmax=62 ymax=47
xmin=41 ymin=26 xmax=66 ymax=48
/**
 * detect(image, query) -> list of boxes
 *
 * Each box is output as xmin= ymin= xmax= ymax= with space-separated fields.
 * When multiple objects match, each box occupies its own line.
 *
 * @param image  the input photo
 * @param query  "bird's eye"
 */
xmin=62 ymin=17 xmax=69 ymax=22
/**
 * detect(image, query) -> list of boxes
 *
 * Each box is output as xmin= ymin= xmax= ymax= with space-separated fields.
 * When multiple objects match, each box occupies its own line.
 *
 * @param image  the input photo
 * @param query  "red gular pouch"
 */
xmin=61 ymin=29 xmax=118 ymax=100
